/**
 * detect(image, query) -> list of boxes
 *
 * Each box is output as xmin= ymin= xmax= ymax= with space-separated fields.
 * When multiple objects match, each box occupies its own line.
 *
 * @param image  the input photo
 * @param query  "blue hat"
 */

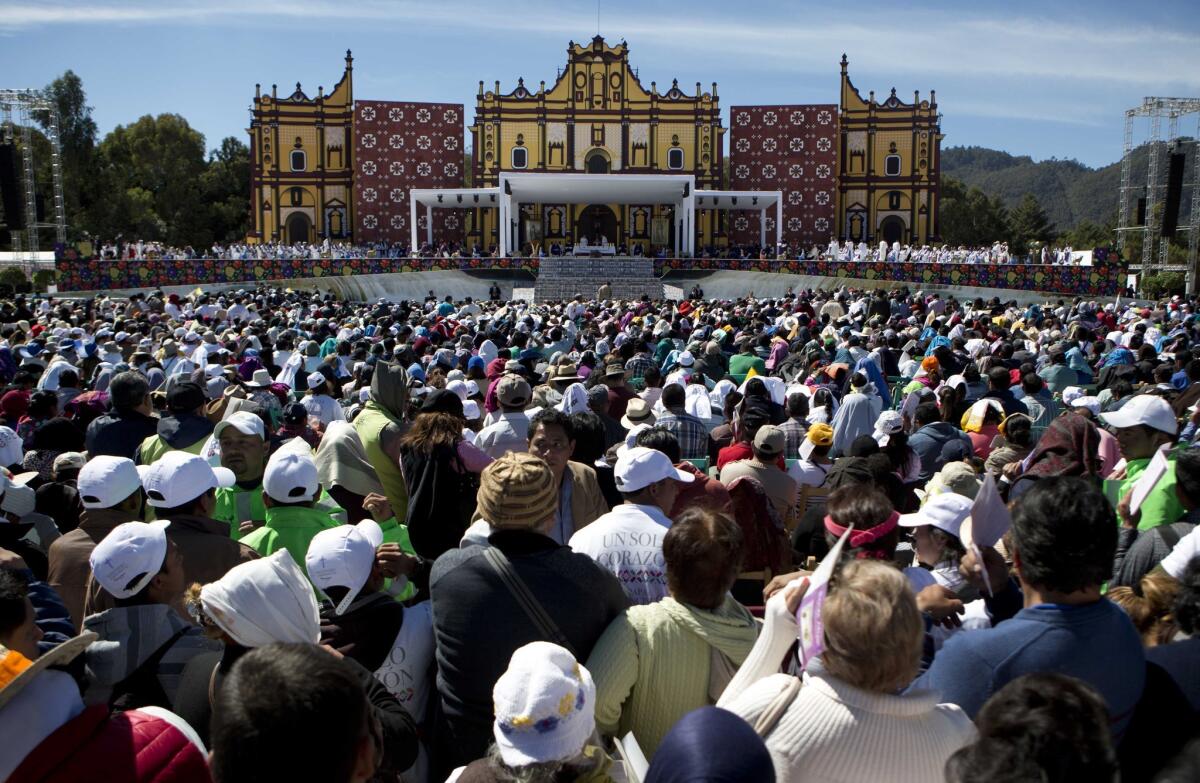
xmin=406 ymin=362 xmax=426 ymax=383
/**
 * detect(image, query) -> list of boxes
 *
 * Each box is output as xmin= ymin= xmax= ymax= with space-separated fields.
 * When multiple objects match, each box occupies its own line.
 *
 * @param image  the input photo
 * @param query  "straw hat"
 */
xmin=0 ymin=632 xmax=96 ymax=711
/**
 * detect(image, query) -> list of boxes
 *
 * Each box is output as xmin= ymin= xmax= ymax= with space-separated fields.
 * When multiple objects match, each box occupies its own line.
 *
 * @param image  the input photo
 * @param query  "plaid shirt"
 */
xmin=657 ymin=409 xmax=711 ymax=460
xmin=778 ymin=417 xmax=810 ymax=460
xmin=625 ymin=353 xmax=655 ymax=381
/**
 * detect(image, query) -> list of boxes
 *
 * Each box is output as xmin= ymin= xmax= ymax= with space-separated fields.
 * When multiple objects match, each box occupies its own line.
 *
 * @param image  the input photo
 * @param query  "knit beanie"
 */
xmin=477 ymin=453 xmax=558 ymax=529
xmin=492 ymin=642 xmax=596 ymax=767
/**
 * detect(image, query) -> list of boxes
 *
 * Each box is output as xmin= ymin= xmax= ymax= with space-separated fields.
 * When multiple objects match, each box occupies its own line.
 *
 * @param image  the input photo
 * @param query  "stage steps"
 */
xmin=534 ymin=257 xmax=664 ymax=302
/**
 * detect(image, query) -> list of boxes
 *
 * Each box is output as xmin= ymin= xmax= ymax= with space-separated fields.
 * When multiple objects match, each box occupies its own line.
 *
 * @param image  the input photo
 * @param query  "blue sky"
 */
xmin=2 ymin=0 xmax=1198 ymax=168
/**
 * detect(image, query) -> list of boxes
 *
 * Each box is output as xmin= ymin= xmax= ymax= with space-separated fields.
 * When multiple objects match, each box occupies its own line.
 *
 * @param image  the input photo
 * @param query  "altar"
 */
xmin=573 ymin=242 xmax=616 ymax=256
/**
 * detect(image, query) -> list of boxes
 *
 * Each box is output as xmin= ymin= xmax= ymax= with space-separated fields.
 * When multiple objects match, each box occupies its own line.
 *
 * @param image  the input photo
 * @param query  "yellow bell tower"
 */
xmin=836 ymin=54 xmax=942 ymax=245
xmin=248 ymin=50 xmax=354 ymax=244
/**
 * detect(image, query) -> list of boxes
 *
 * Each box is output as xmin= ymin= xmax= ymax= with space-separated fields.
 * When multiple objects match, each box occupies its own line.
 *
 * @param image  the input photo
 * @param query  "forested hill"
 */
xmin=941 ymin=141 xmax=1196 ymax=232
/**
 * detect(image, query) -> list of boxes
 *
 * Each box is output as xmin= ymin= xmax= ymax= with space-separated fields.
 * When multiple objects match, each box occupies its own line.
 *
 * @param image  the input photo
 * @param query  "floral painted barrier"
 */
xmin=55 ymin=248 xmax=1120 ymax=297
xmin=54 ymin=253 xmax=540 ymax=292
xmin=653 ymin=257 xmax=1122 ymax=297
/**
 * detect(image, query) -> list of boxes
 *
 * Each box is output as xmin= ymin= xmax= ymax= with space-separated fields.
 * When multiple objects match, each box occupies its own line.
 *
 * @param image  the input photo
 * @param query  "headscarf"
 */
xmin=145 ymin=366 xmax=166 ymax=392
xmin=1065 ymin=346 xmax=1092 ymax=378
xmin=830 ymin=384 xmax=883 ymax=457
xmin=853 ymin=355 xmax=889 ymax=404
xmin=36 ymin=361 xmax=77 ymax=392
xmin=556 ymin=382 xmax=589 ymax=414
xmin=1022 ymin=414 xmax=1101 ymax=479
xmin=478 ymin=339 xmax=499 ymax=366
xmin=90 ymin=363 xmax=114 ymax=393
xmin=199 ymin=550 xmax=321 ymax=647
xmin=960 ymin=398 xmax=1005 ymax=433
xmin=319 ymin=337 xmax=338 ymax=358
xmin=708 ymin=379 xmax=737 ymax=411
xmin=645 ymin=707 xmax=776 ymax=783
xmin=314 ymin=421 xmax=384 ymax=498
xmin=684 ymin=383 xmax=713 ymax=420
xmin=1101 ymin=347 xmax=1134 ymax=368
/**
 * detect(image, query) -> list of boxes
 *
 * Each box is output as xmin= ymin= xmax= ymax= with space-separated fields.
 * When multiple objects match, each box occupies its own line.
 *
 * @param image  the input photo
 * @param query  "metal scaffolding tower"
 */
xmin=0 ymin=89 xmax=67 ymax=261
xmin=1117 ymin=97 xmax=1200 ymax=292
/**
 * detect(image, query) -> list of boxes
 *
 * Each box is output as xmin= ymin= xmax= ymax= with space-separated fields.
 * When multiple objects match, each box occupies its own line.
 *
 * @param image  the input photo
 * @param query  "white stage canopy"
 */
xmin=409 ymin=172 xmax=783 ymax=256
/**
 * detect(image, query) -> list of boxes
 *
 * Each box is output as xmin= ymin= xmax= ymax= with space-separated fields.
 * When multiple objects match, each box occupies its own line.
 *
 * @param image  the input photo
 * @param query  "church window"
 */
xmin=290 ymin=150 xmax=306 ymax=171
xmin=888 ymin=191 xmax=901 ymax=210
xmin=885 ymin=154 xmax=901 ymax=176
xmin=290 ymin=187 xmax=303 ymax=207
xmin=667 ymin=147 xmax=684 ymax=170
xmin=511 ymin=146 xmax=528 ymax=169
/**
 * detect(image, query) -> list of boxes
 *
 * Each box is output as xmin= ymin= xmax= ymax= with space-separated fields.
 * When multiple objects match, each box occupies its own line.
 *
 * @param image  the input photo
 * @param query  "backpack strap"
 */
xmin=752 ymin=676 xmax=802 ymax=739
xmin=1156 ymin=524 xmax=1183 ymax=551
xmin=108 ymin=625 xmax=192 ymax=712
xmin=482 ymin=546 xmax=576 ymax=657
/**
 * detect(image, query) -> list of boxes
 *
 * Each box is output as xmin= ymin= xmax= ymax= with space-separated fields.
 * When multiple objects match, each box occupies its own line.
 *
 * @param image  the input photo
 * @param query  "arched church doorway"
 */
xmin=880 ymin=216 xmax=905 ymax=245
xmin=286 ymin=212 xmax=312 ymax=244
xmin=575 ymin=205 xmax=618 ymax=246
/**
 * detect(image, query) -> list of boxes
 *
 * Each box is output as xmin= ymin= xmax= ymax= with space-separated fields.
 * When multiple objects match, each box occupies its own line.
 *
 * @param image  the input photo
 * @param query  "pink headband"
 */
xmin=824 ymin=510 xmax=900 ymax=553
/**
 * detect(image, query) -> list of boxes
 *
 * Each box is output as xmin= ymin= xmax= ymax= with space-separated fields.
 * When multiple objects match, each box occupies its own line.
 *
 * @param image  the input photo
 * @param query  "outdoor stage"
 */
xmin=54 ymin=249 xmax=1122 ymax=299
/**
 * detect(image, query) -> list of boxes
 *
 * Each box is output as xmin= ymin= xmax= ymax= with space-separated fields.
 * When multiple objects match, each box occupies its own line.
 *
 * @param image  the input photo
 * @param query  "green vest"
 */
xmin=354 ymin=401 xmax=408 ymax=522
xmin=214 ymin=484 xmax=346 ymax=541
xmin=1119 ymin=455 xmax=1185 ymax=531
xmin=137 ymin=433 xmax=206 ymax=465
xmin=377 ymin=516 xmax=417 ymax=601
xmin=213 ymin=484 xmax=267 ymax=541
xmin=241 ymin=504 xmax=343 ymax=577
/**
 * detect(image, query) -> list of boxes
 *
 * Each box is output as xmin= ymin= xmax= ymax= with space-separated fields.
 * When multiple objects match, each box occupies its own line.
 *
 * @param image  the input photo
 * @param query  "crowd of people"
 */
xmin=1 ymin=280 xmax=1198 ymax=782
xmin=87 ymin=236 xmax=1093 ymax=266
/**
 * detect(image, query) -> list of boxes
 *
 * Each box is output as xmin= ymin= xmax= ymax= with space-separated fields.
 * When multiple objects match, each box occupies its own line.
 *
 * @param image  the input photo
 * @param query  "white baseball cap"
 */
xmin=214 ymin=411 xmax=266 ymax=441
xmin=305 ymin=520 xmax=384 ymax=615
xmin=1100 ymin=394 xmax=1178 ymax=436
xmin=306 ymin=371 xmax=327 ymax=390
xmin=142 ymin=450 xmax=236 ymax=508
xmin=263 ymin=450 xmax=319 ymax=503
xmin=88 ymin=520 xmax=171 ymax=599
xmin=1070 ymin=396 xmax=1101 ymax=417
xmin=899 ymin=491 xmax=972 ymax=539
xmin=77 ymin=455 xmax=149 ymax=509
xmin=613 ymin=446 xmax=694 ymax=493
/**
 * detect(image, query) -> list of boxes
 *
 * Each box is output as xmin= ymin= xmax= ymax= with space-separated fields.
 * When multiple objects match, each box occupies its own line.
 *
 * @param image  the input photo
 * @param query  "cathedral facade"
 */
xmin=469 ymin=35 xmax=724 ymax=252
xmin=246 ymin=40 xmax=941 ymax=249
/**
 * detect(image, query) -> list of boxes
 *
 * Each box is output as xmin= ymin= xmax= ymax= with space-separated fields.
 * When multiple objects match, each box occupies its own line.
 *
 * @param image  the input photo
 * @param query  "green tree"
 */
xmin=92 ymin=114 xmax=208 ymax=246
xmin=1062 ymin=216 xmax=1115 ymax=249
xmin=1008 ymin=193 xmax=1056 ymax=257
xmin=199 ymin=136 xmax=250 ymax=244
xmin=939 ymin=176 xmax=1011 ymax=246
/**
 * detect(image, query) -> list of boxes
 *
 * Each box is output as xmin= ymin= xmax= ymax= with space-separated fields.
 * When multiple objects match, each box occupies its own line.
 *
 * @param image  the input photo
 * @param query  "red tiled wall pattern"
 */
xmin=353 ymin=101 xmax=465 ymax=245
xmin=728 ymin=105 xmax=838 ymax=249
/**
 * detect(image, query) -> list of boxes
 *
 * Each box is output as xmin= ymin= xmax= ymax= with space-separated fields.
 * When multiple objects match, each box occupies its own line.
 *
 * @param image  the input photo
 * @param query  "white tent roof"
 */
xmin=694 ymin=190 xmax=783 ymax=209
xmin=409 ymin=187 xmax=501 ymax=207
xmin=500 ymin=172 xmax=695 ymax=204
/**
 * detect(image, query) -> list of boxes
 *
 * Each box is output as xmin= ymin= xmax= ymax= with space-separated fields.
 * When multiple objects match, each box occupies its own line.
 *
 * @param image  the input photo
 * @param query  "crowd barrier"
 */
xmin=53 ymin=248 xmax=1122 ymax=297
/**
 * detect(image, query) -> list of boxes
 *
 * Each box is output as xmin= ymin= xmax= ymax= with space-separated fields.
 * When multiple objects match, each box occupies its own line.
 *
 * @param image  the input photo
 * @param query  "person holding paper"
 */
xmin=718 ymin=558 xmax=974 ymax=783
xmin=911 ymin=477 xmax=1146 ymax=741
xmin=1101 ymin=395 xmax=1185 ymax=531
xmin=1111 ymin=449 xmax=1200 ymax=588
